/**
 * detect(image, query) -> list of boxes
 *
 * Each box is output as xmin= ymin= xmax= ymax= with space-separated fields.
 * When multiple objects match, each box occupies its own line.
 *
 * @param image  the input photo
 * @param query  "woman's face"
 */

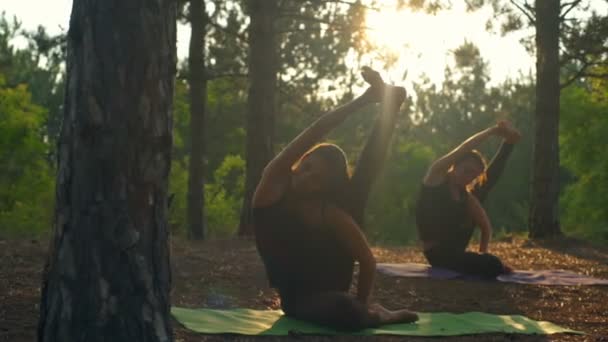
xmin=291 ymin=153 xmax=331 ymax=196
xmin=452 ymin=157 xmax=484 ymax=187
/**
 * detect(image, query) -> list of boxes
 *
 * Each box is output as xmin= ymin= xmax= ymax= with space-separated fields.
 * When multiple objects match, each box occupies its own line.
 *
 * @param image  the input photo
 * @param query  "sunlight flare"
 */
xmin=363 ymin=3 xmax=534 ymax=86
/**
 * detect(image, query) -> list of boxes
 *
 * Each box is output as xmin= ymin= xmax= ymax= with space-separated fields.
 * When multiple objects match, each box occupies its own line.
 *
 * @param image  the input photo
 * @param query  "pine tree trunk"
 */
xmin=187 ymin=0 xmax=207 ymax=240
xmin=529 ymin=0 xmax=562 ymax=238
xmin=239 ymin=0 xmax=278 ymax=236
xmin=38 ymin=1 xmax=176 ymax=341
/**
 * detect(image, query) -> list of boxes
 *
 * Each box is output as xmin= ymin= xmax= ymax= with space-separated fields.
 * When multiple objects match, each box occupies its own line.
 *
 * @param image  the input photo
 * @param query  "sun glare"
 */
xmin=363 ymin=3 xmax=534 ymax=87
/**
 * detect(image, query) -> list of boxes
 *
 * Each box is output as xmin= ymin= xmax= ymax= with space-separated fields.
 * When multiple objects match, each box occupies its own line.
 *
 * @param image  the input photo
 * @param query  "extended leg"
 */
xmin=340 ymin=69 xmax=406 ymax=225
xmin=425 ymin=248 xmax=505 ymax=278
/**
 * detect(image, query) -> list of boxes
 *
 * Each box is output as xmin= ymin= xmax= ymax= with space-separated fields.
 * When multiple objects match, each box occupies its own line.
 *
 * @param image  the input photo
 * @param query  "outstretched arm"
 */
xmin=473 ymin=122 xmax=521 ymax=201
xmin=253 ymin=67 xmax=386 ymax=208
xmin=341 ymin=86 xmax=406 ymax=223
xmin=472 ymin=141 xmax=513 ymax=202
xmin=467 ymin=193 xmax=492 ymax=253
xmin=423 ymin=125 xmax=500 ymax=186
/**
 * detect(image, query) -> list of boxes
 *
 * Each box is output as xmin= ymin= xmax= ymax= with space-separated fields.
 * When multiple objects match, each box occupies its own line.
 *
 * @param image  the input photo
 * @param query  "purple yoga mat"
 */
xmin=377 ymin=263 xmax=608 ymax=285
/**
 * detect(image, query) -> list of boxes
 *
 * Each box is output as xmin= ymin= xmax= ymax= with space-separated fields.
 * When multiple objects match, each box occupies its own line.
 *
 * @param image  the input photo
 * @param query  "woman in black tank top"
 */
xmin=416 ymin=121 xmax=521 ymax=278
xmin=252 ymin=67 xmax=417 ymax=331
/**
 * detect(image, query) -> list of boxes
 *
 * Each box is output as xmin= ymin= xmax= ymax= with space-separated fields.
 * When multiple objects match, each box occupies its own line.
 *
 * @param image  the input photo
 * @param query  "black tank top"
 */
xmin=252 ymin=198 xmax=354 ymax=295
xmin=415 ymin=180 xmax=474 ymax=252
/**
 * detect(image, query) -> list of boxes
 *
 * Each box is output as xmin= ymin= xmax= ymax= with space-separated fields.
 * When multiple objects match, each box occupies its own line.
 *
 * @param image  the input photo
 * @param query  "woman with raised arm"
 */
xmin=416 ymin=121 xmax=521 ymax=278
xmin=252 ymin=67 xmax=418 ymax=331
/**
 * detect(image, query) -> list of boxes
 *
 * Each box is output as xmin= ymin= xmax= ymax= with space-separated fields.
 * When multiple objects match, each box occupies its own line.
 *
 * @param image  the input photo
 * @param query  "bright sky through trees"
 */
xmin=5 ymin=0 xmax=604 ymax=88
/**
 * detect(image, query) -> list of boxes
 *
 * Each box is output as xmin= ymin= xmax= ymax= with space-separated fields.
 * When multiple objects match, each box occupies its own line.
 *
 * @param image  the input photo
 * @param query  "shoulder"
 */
xmin=252 ymin=166 xmax=291 ymax=209
xmin=418 ymin=179 xmax=448 ymax=199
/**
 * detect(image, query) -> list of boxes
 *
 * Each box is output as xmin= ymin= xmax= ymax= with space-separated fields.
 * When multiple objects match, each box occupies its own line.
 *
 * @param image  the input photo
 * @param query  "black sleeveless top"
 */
xmin=415 ymin=180 xmax=474 ymax=252
xmin=415 ymin=142 xmax=515 ymax=252
xmin=252 ymin=198 xmax=354 ymax=296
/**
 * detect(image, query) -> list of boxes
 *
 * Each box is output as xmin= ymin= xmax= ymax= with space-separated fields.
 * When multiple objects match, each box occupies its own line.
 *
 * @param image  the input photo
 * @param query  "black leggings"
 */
xmin=424 ymin=247 xmax=505 ymax=278
xmin=279 ymin=102 xmax=399 ymax=330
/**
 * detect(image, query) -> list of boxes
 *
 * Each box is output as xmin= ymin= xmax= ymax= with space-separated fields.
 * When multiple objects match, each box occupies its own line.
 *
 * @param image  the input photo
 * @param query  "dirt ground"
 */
xmin=1 ymin=235 xmax=607 ymax=341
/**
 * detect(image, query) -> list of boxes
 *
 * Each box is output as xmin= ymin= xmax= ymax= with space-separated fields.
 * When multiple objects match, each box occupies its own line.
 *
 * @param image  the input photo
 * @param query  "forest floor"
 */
xmin=1 ymin=235 xmax=607 ymax=341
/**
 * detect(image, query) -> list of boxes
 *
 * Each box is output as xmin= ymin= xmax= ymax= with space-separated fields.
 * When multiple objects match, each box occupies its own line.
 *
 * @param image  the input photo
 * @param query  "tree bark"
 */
xmin=529 ymin=0 xmax=562 ymax=238
xmin=239 ymin=0 xmax=278 ymax=236
xmin=187 ymin=0 xmax=207 ymax=240
xmin=38 ymin=1 xmax=176 ymax=341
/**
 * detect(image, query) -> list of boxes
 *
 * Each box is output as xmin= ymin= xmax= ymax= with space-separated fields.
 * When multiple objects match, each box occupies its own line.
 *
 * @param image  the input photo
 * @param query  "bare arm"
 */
xmin=252 ymin=95 xmax=371 ymax=208
xmin=423 ymin=126 xmax=499 ymax=186
xmin=472 ymin=141 xmax=514 ymax=202
xmin=252 ymin=67 xmax=388 ymax=208
xmin=467 ymin=193 xmax=492 ymax=253
xmin=472 ymin=121 xmax=521 ymax=201
xmin=324 ymin=205 xmax=376 ymax=304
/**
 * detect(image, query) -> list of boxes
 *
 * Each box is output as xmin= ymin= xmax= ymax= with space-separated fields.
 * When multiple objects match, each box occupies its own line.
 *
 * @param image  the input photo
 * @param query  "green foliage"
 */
xmin=289 ymin=41 xmax=536 ymax=244
xmin=0 ymin=13 xmax=64 ymax=236
xmin=169 ymin=154 xmax=245 ymax=238
xmin=170 ymin=74 xmax=247 ymax=237
xmin=172 ymin=77 xmax=247 ymax=175
xmin=168 ymin=159 xmax=189 ymax=233
xmin=0 ymin=75 xmax=54 ymax=236
xmin=367 ymin=142 xmax=436 ymax=244
xmin=4 ymin=5 xmax=605 ymax=246
xmin=560 ymin=82 xmax=608 ymax=242
xmin=482 ymin=80 xmax=534 ymax=232
xmin=409 ymin=44 xmax=534 ymax=236
xmin=204 ymin=154 xmax=245 ymax=237
xmin=0 ymin=13 xmax=66 ymax=155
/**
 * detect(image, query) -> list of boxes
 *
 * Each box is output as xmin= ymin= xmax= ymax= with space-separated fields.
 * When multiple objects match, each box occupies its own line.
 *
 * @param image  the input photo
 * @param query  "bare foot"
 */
xmin=361 ymin=66 xmax=385 ymax=103
xmin=370 ymin=303 xmax=418 ymax=325
xmin=361 ymin=66 xmax=406 ymax=111
xmin=362 ymin=66 xmax=384 ymax=87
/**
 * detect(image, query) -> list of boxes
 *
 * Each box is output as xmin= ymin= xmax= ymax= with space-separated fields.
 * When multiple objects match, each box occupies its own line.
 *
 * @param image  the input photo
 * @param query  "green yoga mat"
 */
xmin=172 ymin=307 xmax=583 ymax=336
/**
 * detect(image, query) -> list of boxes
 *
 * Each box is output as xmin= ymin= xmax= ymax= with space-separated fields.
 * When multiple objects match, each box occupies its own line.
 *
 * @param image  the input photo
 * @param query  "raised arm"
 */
xmin=324 ymin=205 xmax=376 ymax=304
xmin=472 ymin=122 xmax=521 ymax=201
xmin=472 ymin=141 xmax=514 ymax=201
xmin=253 ymin=67 xmax=385 ymax=208
xmin=423 ymin=125 xmax=500 ymax=186
xmin=466 ymin=193 xmax=492 ymax=253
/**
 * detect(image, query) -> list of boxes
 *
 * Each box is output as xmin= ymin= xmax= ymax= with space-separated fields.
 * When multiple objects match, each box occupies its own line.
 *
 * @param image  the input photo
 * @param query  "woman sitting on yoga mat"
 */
xmin=416 ymin=121 xmax=521 ymax=278
xmin=252 ymin=67 xmax=418 ymax=331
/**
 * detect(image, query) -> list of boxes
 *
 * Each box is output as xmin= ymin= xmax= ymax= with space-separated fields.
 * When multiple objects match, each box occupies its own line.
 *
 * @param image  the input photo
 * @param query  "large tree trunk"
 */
xmin=238 ymin=0 xmax=278 ymax=236
xmin=187 ymin=0 xmax=207 ymax=240
xmin=37 ymin=1 xmax=176 ymax=341
xmin=529 ymin=0 xmax=562 ymax=238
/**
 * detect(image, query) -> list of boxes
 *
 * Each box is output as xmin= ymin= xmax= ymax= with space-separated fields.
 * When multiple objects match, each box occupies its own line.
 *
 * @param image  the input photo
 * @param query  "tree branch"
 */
xmin=208 ymin=21 xmax=247 ymax=43
xmin=510 ymin=0 xmax=536 ymax=25
xmin=560 ymin=59 xmax=591 ymax=89
xmin=279 ymin=13 xmax=371 ymax=32
xmin=276 ymin=26 xmax=367 ymax=34
xmin=206 ymin=72 xmax=248 ymax=80
xmin=280 ymin=13 xmax=339 ymax=27
xmin=560 ymin=0 xmax=584 ymax=20
xmin=561 ymin=71 xmax=608 ymax=89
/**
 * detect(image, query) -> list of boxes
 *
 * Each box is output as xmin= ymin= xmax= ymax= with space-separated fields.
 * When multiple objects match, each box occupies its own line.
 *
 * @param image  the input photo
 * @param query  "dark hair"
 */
xmin=292 ymin=143 xmax=351 ymax=201
xmin=454 ymin=149 xmax=488 ymax=190
xmin=455 ymin=149 xmax=488 ymax=169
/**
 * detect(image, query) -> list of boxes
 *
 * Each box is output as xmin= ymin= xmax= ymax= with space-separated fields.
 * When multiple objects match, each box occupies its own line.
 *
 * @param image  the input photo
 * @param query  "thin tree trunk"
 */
xmin=38 ymin=1 xmax=176 ymax=341
xmin=529 ymin=0 xmax=562 ymax=238
xmin=239 ymin=0 xmax=278 ymax=236
xmin=187 ymin=0 xmax=207 ymax=240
